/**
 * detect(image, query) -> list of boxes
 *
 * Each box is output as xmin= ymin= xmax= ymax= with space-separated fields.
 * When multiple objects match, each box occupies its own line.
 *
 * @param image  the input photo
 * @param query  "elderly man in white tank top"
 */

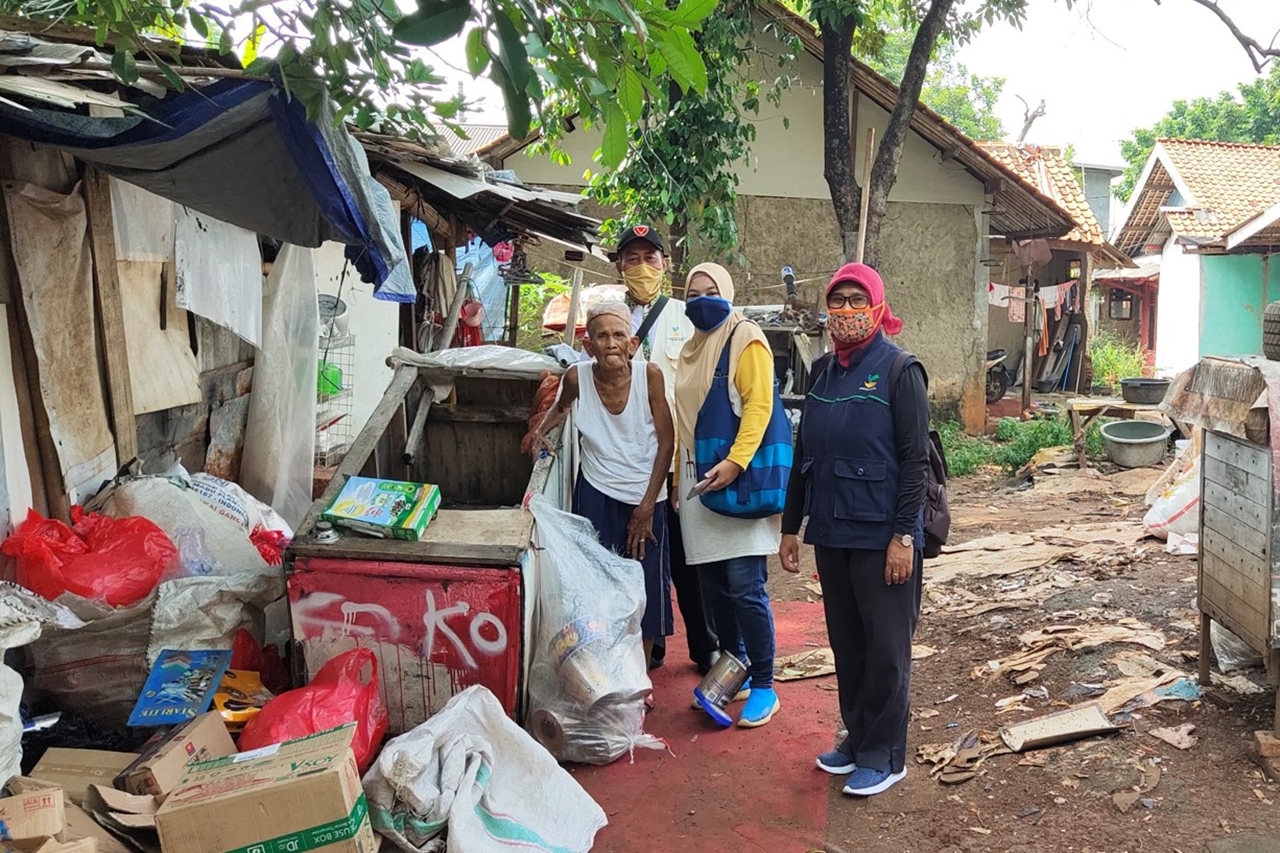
xmin=533 ymin=302 xmax=676 ymax=680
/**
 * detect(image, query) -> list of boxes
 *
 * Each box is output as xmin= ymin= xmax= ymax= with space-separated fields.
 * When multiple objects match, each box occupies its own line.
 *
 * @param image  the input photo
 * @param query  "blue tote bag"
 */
xmin=693 ymin=323 xmax=794 ymax=519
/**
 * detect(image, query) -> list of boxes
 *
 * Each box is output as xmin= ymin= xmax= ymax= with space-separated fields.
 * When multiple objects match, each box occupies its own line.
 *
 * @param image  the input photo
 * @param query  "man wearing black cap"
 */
xmin=613 ymin=225 xmax=720 ymax=676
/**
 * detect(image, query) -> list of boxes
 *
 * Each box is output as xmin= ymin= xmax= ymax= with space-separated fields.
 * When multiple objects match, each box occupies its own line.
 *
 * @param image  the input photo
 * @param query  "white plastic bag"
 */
xmin=1143 ymin=455 xmax=1200 ymax=540
xmin=1211 ymin=622 xmax=1263 ymax=672
xmin=525 ymin=495 xmax=663 ymax=765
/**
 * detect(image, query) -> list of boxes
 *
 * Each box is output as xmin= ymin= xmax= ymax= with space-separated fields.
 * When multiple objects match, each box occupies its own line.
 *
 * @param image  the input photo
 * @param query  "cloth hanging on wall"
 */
xmin=2 ymin=181 xmax=117 ymax=503
xmin=174 ymin=205 xmax=264 ymax=346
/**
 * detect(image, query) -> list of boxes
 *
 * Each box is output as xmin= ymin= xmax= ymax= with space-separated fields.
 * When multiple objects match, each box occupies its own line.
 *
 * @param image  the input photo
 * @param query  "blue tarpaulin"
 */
xmin=0 ymin=78 xmax=414 ymax=301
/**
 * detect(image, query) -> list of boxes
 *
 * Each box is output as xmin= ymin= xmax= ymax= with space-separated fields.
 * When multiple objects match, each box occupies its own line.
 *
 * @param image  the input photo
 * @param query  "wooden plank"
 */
xmin=561 ymin=268 xmax=584 ymax=347
xmin=290 ymin=507 xmax=532 ymax=566
xmin=1205 ymin=431 xmax=1270 ymax=480
xmin=1203 ymin=479 xmax=1270 ymax=535
xmin=4 ymin=302 xmax=46 ymax=517
xmin=1203 ymin=455 xmax=1270 ymax=507
xmin=1203 ymin=510 xmax=1270 ymax=565
xmin=83 ymin=169 xmax=137 ymax=462
xmin=294 ymin=364 xmax=418 ymax=541
xmin=427 ymin=404 xmax=529 ymax=425
xmin=1202 ymin=548 xmax=1267 ymax=602
xmin=1200 ymin=612 xmax=1213 ymax=690
xmin=383 ymin=398 xmax=409 ymax=482
xmin=1198 ymin=571 xmax=1269 ymax=645
xmin=118 ymin=259 xmax=202 ymax=415
xmin=1201 ymin=573 xmax=1269 ymax=649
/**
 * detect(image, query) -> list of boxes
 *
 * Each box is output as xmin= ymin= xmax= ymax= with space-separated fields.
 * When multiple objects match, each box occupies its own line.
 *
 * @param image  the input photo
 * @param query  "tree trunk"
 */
xmin=669 ymin=217 xmax=689 ymax=294
xmin=819 ymin=18 xmax=858 ymax=260
xmin=862 ymin=0 xmax=956 ymax=268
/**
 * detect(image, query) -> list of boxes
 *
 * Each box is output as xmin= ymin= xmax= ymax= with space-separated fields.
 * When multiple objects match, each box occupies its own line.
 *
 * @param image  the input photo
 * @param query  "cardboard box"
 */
xmin=29 ymin=751 xmax=136 ymax=807
xmin=82 ymin=786 xmax=159 ymax=853
xmin=155 ymin=724 xmax=377 ymax=853
xmin=0 ymin=778 xmax=66 ymax=851
xmin=116 ymin=712 xmax=237 ymax=797
xmin=65 ymin=803 xmax=132 ymax=853
xmin=322 ymin=476 xmax=441 ymax=540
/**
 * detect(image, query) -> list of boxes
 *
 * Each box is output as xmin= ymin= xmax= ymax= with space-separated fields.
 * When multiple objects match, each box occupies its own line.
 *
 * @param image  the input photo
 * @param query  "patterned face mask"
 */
xmin=826 ymin=304 xmax=885 ymax=344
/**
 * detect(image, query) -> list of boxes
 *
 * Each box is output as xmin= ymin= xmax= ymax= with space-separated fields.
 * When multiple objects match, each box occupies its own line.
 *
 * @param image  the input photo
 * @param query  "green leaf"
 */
xmin=152 ymin=56 xmax=185 ymax=90
xmin=110 ymin=50 xmax=139 ymax=85
xmin=593 ymin=0 xmax=634 ymax=27
xmin=393 ymin=0 xmax=471 ymax=47
xmin=189 ymin=9 xmax=209 ymax=40
xmin=492 ymin=63 xmax=532 ymax=140
xmin=491 ymin=4 xmax=532 ymax=92
xmin=619 ymin=65 xmax=644 ymax=122
xmin=242 ymin=23 xmax=266 ymax=67
xmin=600 ymin=101 xmax=627 ymax=169
xmin=654 ymin=27 xmax=707 ymax=93
xmin=663 ymin=0 xmax=719 ymax=28
xmin=465 ymin=27 xmax=490 ymax=76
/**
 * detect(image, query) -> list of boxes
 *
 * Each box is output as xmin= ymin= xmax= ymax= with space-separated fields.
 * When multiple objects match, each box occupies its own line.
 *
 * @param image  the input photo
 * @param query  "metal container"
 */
xmin=692 ymin=652 xmax=749 ymax=728
xmin=1120 ymin=377 xmax=1171 ymax=405
xmin=1100 ymin=420 xmax=1169 ymax=469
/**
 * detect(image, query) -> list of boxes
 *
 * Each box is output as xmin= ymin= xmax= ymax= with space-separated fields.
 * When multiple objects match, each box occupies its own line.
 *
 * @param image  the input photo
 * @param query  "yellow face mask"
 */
xmin=622 ymin=263 xmax=664 ymax=305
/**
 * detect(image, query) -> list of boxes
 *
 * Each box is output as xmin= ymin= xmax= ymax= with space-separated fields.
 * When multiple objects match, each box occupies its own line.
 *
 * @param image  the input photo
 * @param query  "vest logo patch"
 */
xmin=862 ymin=374 xmax=880 ymax=391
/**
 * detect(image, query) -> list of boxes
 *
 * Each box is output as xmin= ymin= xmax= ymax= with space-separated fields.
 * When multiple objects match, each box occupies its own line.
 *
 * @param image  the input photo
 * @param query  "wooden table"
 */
xmin=1066 ymin=397 xmax=1167 ymax=468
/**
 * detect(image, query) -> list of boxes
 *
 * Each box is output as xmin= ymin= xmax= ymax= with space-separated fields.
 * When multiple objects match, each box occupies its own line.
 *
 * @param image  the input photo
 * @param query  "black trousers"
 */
xmin=814 ymin=545 xmax=923 ymax=774
xmin=652 ymin=496 xmax=719 ymax=666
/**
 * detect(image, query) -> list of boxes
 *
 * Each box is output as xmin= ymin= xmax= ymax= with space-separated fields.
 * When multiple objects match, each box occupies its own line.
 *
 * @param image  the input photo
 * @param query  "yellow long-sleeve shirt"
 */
xmin=726 ymin=340 xmax=774 ymax=469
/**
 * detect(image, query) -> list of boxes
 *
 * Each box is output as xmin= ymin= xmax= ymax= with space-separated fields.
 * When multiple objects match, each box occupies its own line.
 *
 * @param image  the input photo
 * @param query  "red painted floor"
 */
xmin=572 ymin=599 xmax=834 ymax=853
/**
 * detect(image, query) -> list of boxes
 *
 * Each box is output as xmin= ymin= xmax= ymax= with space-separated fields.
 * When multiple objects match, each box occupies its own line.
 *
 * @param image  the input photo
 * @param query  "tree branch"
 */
xmin=863 ymin=0 xmax=956 ymax=267
xmin=1174 ymin=0 xmax=1280 ymax=72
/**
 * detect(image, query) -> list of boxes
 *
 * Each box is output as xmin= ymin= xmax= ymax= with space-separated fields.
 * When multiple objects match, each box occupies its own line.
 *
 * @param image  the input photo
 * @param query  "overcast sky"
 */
xmin=431 ymin=0 xmax=1280 ymax=167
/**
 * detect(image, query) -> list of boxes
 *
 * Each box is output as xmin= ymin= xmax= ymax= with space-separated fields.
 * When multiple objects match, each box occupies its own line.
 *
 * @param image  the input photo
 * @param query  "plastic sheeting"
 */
xmin=109 ymin=176 xmax=173 ymax=263
xmin=363 ymin=685 xmax=606 ymax=853
xmin=455 ymin=237 xmax=507 ymax=341
xmin=175 ymin=205 xmax=264 ymax=346
xmin=240 ymin=244 xmax=319 ymax=529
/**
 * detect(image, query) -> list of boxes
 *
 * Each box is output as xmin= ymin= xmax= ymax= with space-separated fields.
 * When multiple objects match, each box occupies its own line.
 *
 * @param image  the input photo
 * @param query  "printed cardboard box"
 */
xmin=0 ymin=778 xmax=66 ymax=851
xmin=116 ymin=712 xmax=236 ymax=797
xmin=321 ymin=476 xmax=441 ymax=541
xmin=29 ymin=751 xmax=136 ymax=807
xmin=155 ymin=724 xmax=376 ymax=853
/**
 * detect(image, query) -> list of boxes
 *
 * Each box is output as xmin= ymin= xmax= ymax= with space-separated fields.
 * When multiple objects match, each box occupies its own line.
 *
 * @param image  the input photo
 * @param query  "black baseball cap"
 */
xmin=615 ymin=224 xmax=665 ymax=256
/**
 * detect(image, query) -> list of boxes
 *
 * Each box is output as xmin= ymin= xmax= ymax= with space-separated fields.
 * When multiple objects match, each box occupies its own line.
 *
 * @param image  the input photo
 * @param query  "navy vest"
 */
xmin=800 ymin=334 xmax=924 ymax=550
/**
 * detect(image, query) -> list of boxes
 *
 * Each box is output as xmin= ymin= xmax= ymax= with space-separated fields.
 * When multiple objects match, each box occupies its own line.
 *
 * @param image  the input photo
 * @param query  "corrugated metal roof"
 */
xmin=441 ymin=124 xmax=512 ymax=158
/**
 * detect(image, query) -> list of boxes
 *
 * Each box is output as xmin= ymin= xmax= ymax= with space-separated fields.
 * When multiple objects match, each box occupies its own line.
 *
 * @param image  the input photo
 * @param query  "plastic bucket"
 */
xmin=1100 ymin=420 xmax=1169 ymax=469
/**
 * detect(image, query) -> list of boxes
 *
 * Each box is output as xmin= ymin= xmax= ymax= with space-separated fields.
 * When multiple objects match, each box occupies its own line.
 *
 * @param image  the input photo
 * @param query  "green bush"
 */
xmin=936 ymin=414 xmax=1106 ymax=476
xmin=515 ymin=272 xmax=571 ymax=351
xmin=1089 ymin=332 xmax=1148 ymax=393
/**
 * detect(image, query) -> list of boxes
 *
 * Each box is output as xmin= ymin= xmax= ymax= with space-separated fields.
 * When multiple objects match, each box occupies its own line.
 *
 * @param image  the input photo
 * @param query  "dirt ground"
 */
xmin=766 ymin=460 xmax=1280 ymax=853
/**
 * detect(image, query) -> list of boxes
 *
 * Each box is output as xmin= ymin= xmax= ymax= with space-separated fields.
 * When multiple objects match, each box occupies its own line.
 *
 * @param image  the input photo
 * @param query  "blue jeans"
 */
xmin=697 ymin=555 xmax=775 ymax=689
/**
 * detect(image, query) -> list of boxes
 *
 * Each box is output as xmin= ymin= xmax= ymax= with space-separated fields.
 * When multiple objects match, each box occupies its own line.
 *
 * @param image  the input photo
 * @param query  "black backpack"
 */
xmin=805 ymin=350 xmax=952 ymax=559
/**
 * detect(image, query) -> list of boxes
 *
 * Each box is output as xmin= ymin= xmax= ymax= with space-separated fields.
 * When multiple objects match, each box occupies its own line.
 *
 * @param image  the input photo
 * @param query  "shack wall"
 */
xmin=1200 ymin=253 xmax=1280 ymax=361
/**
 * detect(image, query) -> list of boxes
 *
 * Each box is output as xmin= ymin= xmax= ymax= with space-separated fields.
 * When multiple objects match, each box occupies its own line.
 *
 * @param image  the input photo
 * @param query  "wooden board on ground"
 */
xmin=999 ymin=703 xmax=1120 ymax=752
xmin=291 ymin=507 xmax=534 ymax=566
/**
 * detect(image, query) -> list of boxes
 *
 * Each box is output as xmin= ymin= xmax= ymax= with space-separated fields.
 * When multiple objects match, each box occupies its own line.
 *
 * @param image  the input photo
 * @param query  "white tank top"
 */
xmin=574 ymin=361 xmax=668 ymax=506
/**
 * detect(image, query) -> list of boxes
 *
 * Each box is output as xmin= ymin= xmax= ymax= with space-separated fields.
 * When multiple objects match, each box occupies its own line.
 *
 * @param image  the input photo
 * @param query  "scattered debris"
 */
xmin=916 ymin=730 xmax=1011 ymax=785
xmin=1148 ymin=724 xmax=1198 ymax=750
xmin=912 ymin=644 xmax=939 ymax=660
xmin=803 ymin=581 xmax=823 ymax=598
xmin=775 ymin=648 xmax=835 ymax=682
xmin=1211 ymin=672 xmax=1267 ymax=696
xmin=999 ymin=703 xmax=1120 ymax=752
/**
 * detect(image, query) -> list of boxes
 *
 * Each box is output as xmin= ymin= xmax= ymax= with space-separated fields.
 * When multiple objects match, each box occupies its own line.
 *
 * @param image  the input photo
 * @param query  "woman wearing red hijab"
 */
xmin=778 ymin=262 xmax=930 ymax=796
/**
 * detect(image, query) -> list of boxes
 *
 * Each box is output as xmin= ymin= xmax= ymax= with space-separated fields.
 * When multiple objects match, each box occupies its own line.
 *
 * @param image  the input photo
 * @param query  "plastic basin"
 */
xmin=1120 ymin=378 xmax=1170 ymax=405
xmin=1100 ymin=420 xmax=1168 ymax=468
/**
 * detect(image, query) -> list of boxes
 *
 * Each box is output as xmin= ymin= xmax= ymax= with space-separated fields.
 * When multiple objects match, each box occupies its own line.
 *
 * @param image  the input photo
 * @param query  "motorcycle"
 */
xmin=986 ymin=349 xmax=1011 ymax=404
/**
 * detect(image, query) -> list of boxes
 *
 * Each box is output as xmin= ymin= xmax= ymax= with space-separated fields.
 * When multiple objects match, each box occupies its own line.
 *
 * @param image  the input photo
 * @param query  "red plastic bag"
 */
xmin=228 ymin=628 xmax=291 ymax=696
xmin=1 ymin=508 xmax=177 ymax=607
xmin=238 ymin=648 xmax=387 ymax=771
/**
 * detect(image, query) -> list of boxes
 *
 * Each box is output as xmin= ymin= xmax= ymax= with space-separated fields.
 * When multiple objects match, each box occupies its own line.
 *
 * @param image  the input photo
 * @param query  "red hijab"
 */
xmin=827 ymin=263 xmax=904 ymax=366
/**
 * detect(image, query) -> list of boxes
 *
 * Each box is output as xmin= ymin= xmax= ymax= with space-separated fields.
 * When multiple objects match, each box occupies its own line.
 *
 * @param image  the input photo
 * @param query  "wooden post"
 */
xmin=854 ymin=127 xmax=875 ymax=265
xmin=507 ymin=279 xmax=521 ymax=347
xmin=1199 ymin=612 xmax=1213 ymax=690
xmin=403 ymin=262 xmax=472 ymax=465
xmin=83 ymin=169 xmax=137 ymax=462
xmin=562 ymin=268 xmax=585 ymax=348
xmin=1021 ymin=273 xmax=1035 ymax=416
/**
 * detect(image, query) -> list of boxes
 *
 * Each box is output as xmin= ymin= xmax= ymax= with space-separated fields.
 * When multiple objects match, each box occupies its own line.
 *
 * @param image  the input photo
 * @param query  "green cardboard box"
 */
xmin=321 ymin=476 xmax=441 ymax=541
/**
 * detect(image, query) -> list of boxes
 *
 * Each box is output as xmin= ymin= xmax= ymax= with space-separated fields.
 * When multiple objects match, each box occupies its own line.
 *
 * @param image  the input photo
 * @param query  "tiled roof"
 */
xmin=978 ymin=143 xmax=1103 ymax=245
xmin=1114 ymin=138 xmax=1280 ymax=253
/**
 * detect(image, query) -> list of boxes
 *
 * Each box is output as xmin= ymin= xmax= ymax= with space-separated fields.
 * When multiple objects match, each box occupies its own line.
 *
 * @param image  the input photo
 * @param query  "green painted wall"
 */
xmin=1200 ymin=254 xmax=1280 ymax=358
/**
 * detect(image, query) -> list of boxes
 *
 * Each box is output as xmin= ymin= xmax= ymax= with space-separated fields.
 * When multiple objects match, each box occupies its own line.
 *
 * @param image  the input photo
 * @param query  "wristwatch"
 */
xmin=899 ymin=534 xmax=914 ymax=548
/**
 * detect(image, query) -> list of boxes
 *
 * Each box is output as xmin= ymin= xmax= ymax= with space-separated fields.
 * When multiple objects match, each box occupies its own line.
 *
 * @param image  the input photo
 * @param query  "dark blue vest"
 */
xmin=800 ymin=334 xmax=923 ymax=550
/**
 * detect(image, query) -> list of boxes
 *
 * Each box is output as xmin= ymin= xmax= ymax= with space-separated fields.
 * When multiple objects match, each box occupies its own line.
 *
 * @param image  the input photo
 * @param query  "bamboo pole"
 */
xmin=854 ymin=127 xmax=876 ymax=264
xmin=562 ymin=268 xmax=585 ymax=347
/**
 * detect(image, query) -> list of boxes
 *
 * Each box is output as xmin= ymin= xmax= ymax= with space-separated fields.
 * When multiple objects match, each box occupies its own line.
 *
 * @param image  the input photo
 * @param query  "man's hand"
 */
xmin=627 ymin=502 xmax=658 ymax=561
xmin=530 ymin=430 xmax=556 ymax=459
xmin=884 ymin=538 xmax=915 ymax=585
xmin=702 ymin=459 xmax=744 ymax=492
xmin=780 ymin=534 xmax=801 ymax=574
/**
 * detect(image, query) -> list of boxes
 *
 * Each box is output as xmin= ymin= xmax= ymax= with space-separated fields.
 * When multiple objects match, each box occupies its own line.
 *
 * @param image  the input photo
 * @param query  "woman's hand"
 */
xmin=702 ymin=459 xmax=744 ymax=492
xmin=779 ymin=534 xmax=801 ymax=574
xmin=884 ymin=539 xmax=914 ymax=585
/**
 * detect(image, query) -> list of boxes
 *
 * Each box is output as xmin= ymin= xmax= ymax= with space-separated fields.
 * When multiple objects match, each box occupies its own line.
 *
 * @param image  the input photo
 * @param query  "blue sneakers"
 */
xmin=816 ymin=749 xmax=856 ymax=775
xmin=842 ymin=766 xmax=906 ymax=796
xmin=736 ymin=688 xmax=780 ymax=728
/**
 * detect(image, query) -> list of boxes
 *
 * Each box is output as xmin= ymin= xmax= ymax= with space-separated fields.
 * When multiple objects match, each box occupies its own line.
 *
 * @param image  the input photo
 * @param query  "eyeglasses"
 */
xmin=827 ymin=293 xmax=871 ymax=309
